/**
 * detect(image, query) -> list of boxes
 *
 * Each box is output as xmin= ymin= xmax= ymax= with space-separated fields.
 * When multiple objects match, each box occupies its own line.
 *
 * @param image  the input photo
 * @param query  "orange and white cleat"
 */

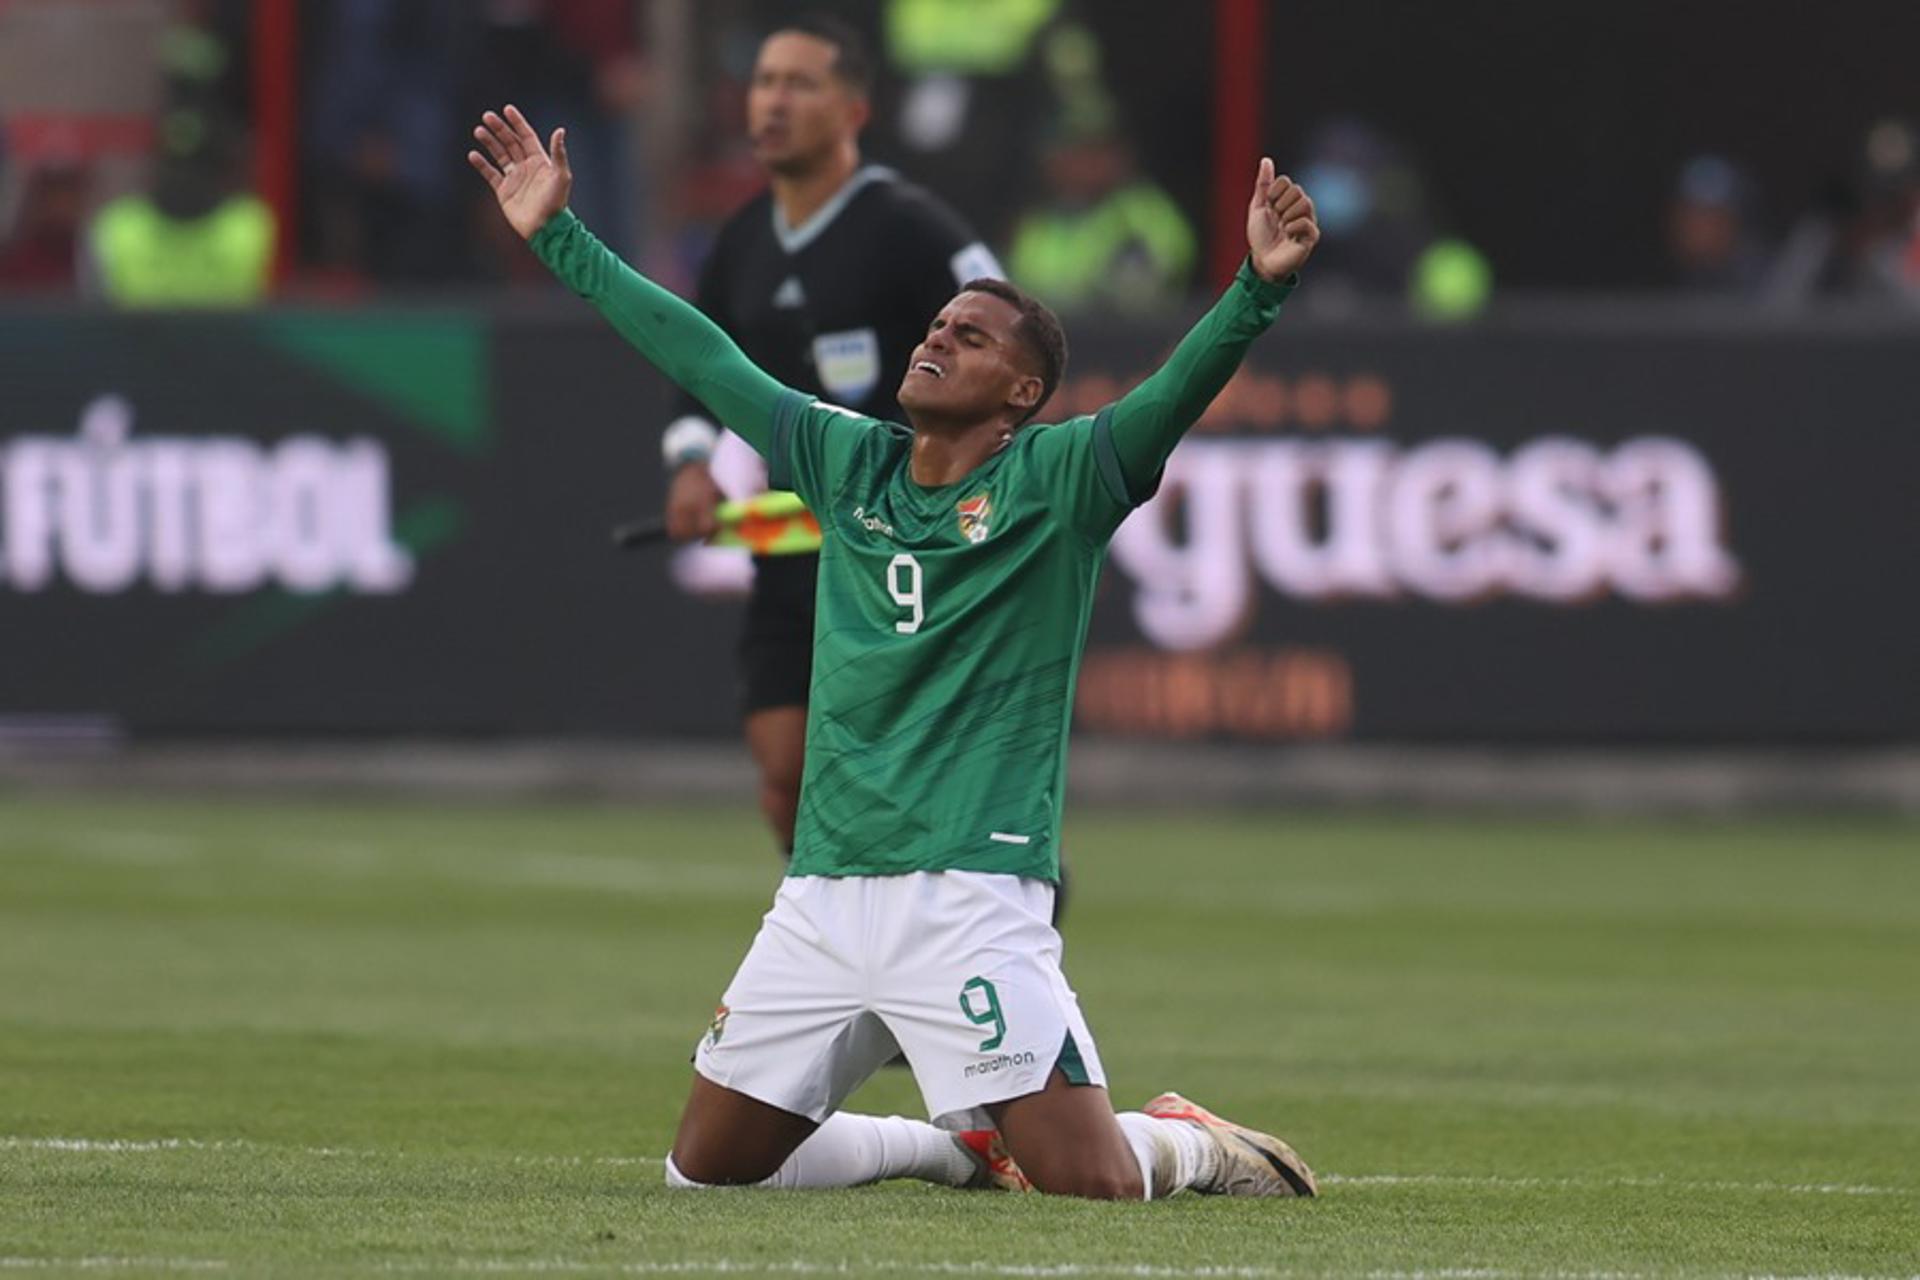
xmin=1142 ymin=1092 xmax=1318 ymax=1197
xmin=954 ymin=1128 xmax=1032 ymax=1192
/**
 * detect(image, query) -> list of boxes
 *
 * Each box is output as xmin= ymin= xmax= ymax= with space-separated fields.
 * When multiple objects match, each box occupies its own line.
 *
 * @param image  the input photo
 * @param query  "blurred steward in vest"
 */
xmin=1008 ymin=116 xmax=1196 ymax=314
xmin=84 ymin=9 xmax=272 ymax=309
xmin=86 ymin=112 xmax=273 ymax=307
xmin=882 ymin=0 xmax=1109 ymax=244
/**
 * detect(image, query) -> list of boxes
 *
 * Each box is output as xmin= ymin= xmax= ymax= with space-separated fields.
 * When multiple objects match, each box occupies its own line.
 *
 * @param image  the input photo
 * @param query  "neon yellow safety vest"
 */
xmin=91 ymin=194 xmax=274 ymax=307
xmin=885 ymin=0 xmax=1061 ymax=75
xmin=1009 ymin=184 xmax=1198 ymax=312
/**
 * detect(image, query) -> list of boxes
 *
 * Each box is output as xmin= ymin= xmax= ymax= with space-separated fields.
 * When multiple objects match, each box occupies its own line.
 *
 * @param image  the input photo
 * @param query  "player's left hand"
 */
xmin=1247 ymin=158 xmax=1319 ymax=283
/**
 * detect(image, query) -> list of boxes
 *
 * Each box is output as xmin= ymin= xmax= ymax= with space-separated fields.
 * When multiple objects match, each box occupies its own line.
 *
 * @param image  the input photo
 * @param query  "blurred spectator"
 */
xmin=302 ymin=0 xmax=645 ymax=287
xmin=886 ymin=0 xmax=1060 ymax=150
xmin=478 ymin=0 xmax=648 ymax=260
xmin=1008 ymin=121 xmax=1194 ymax=314
xmin=305 ymin=0 xmax=475 ymax=284
xmin=661 ymin=24 xmax=767 ymax=292
xmin=1409 ymin=238 xmax=1493 ymax=321
xmin=1767 ymin=118 xmax=1920 ymax=307
xmin=1665 ymin=154 xmax=1769 ymax=295
xmin=0 ymin=155 xmax=90 ymax=294
xmin=1293 ymin=117 xmax=1491 ymax=318
xmin=881 ymin=0 xmax=1107 ymax=243
xmin=83 ymin=3 xmax=272 ymax=308
xmin=85 ymin=112 xmax=274 ymax=307
xmin=1295 ymin=120 xmax=1427 ymax=293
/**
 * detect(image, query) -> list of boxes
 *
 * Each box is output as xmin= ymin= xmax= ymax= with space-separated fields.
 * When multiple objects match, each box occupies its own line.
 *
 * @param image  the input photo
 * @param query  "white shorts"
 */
xmin=693 ymin=871 xmax=1107 ymax=1131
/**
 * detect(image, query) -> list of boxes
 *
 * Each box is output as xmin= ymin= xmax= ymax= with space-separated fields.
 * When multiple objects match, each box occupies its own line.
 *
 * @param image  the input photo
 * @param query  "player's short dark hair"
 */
xmin=960 ymin=278 xmax=1068 ymax=426
xmin=771 ymin=15 xmax=874 ymax=95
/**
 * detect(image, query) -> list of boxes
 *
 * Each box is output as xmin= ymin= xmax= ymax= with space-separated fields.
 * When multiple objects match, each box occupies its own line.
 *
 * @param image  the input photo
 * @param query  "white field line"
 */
xmin=385 ymin=1264 xmax=1502 ymax=1278
xmin=371 ymin=1262 xmax=1920 ymax=1280
xmin=0 ymin=1136 xmax=661 ymax=1166
xmin=1319 ymin=1172 xmax=1908 ymax=1198
xmin=2 ymin=1257 xmax=1914 ymax=1279
xmin=5 ymin=1137 xmax=1914 ymax=1201
xmin=0 ymin=1260 xmax=227 ymax=1272
xmin=0 ymin=1136 xmax=358 ymax=1157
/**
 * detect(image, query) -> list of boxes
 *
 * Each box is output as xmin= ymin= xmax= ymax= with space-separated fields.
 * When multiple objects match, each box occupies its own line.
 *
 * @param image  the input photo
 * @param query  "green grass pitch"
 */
xmin=2 ymin=793 xmax=1917 ymax=1278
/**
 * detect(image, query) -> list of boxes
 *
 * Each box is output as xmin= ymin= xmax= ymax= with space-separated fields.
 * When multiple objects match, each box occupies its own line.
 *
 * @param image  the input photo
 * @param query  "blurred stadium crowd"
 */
xmin=1 ymin=0 xmax=1917 ymax=316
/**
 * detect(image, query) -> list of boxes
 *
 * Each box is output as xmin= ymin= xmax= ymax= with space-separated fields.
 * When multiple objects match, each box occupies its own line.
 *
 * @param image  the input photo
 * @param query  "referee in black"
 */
xmin=662 ymin=17 xmax=1003 ymax=855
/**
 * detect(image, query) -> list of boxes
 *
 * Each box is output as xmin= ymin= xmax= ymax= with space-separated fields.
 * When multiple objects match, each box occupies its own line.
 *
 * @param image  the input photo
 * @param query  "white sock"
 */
xmin=665 ymin=1113 xmax=974 ymax=1190
xmin=1116 ymin=1113 xmax=1218 ymax=1198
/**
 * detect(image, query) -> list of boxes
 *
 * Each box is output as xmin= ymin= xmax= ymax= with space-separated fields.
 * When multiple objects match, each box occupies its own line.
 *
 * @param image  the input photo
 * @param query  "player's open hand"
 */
xmin=1247 ymin=159 xmax=1319 ymax=283
xmin=468 ymin=105 xmax=572 ymax=242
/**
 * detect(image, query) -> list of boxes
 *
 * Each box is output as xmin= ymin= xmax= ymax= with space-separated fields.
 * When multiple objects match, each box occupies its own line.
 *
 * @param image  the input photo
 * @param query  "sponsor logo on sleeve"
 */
xmin=950 ymin=242 xmax=1004 ymax=285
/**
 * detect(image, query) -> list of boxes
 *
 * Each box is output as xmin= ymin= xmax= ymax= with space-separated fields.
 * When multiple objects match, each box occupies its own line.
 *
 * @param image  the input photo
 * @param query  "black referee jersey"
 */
xmin=670 ymin=164 xmax=1002 ymax=441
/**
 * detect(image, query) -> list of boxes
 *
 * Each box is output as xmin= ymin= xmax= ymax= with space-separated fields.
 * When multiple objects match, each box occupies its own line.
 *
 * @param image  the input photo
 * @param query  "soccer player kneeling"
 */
xmin=471 ymin=104 xmax=1322 ymax=1199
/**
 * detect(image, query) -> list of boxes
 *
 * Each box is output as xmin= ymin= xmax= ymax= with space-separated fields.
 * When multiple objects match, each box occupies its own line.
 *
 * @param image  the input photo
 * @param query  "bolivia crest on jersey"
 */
xmin=957 ymin=493 xmax=992 ymax=544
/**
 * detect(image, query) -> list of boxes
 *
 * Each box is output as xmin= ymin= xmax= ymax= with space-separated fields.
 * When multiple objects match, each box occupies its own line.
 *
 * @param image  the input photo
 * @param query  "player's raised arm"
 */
xmin=468 ymin=105 xmax=788 ymax=458
xmin=1099 ymin=159 xmax=1320 ymax=500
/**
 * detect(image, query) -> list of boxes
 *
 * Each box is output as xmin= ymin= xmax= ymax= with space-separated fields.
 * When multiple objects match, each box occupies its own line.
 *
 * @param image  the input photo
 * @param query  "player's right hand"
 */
xmin=666 ymin=462 xmax=725 ymax=541
xmin=1247 ymin=158 xmax=1320 ymax=283
xmin=468 ymin=105 xmax=572 ymax=241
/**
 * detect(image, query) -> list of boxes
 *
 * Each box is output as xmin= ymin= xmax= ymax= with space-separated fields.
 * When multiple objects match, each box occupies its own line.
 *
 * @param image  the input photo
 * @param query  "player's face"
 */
xmin=748 ymin=33 xmax=866 ymax=177
xmin=899 ymin=293 xmax=1043 ymax=426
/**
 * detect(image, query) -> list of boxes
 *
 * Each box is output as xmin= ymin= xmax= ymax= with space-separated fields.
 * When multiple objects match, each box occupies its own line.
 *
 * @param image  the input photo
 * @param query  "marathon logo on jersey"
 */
xmin=963 ymin=1050 xmax=1037 ymax=1079
xmin=812 ymin=328 xmax=881 ymax=405
xmin=957 ymin=493 xmax=992 ymax=544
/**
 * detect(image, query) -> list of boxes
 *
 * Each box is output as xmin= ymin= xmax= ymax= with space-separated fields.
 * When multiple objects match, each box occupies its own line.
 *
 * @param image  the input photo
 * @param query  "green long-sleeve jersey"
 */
xmin=532 ymin=210 xmax=1295 ymax=882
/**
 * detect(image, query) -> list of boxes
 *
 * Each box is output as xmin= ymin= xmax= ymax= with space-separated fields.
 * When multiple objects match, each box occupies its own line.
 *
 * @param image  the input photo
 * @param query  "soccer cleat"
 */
xmin=955 ymin=1128 xmax=1032 ymax=1192
xmin=1142 ymin=1092 xmax=1318 ymax=1197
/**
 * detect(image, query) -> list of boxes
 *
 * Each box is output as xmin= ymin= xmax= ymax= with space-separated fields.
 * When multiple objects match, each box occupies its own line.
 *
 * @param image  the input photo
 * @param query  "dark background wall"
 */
xmin=1084 ymin=1 xmax=1916 ymax=290
xmin=6 ymin=302 xmax=1915 ymax=743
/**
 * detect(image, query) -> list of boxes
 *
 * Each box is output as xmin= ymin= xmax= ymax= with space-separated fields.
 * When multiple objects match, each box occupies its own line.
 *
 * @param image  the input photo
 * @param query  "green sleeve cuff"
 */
xmin=528 ymin=208 xmax=581 ymax=264
xmin=1089 ymin=406 xmax=1131 ymax=507
xmin=768 ymin=389 xmax=808 ymax=492
xmin=1235 ymin=258 xmax=1298 ymax=307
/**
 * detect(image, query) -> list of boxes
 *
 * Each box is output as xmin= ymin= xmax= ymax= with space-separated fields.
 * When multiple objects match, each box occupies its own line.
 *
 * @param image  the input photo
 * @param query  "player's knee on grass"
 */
xmin=664 ymin=1153 xmax=713 ymax=1189
xmin=667 ymin=1138 xmax=808 ymax=1187
xmin=1026 ymin=1161 xmax=1143 ymax=1201
xmin=670 ymin=1076 xmax=816 ymax=1185
xmin=989 ymin=1073 xmax=1145 ymax=1200
xmin=665 ymin=1145 xmax=771 ymax=1187
xmin=1009 ymin=1130 xmax=1144 ymax=1200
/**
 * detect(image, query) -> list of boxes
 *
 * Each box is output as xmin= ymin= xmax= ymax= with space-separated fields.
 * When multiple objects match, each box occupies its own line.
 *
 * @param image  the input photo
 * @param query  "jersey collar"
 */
xmin=771 ymin=165 xmax=897 ymax=254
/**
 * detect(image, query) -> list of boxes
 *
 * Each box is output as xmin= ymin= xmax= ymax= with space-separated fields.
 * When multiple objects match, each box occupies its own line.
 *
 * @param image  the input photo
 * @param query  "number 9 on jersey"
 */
xmin=888 ymin=553 xmax=923 ymax=635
